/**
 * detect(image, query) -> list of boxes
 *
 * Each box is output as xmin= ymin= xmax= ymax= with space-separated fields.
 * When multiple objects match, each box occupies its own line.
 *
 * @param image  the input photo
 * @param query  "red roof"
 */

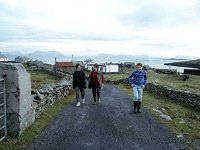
xmin=56 ymin=62 xmax=74 ymax=67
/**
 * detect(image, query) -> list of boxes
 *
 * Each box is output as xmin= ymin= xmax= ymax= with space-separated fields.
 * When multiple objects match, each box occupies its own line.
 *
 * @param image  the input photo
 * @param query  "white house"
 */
xmin=87 ymin=63 xmax=119 ymax=73
xmin=0 ymin=53 xmax=8 ymax=61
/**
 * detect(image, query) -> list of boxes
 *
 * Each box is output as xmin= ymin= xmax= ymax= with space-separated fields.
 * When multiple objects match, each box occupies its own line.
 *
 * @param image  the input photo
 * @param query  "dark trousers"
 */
xmin=75 ymin=87 xmax=85 ymax=102
xmin=92 ymin=84 xmax=101 ymax=102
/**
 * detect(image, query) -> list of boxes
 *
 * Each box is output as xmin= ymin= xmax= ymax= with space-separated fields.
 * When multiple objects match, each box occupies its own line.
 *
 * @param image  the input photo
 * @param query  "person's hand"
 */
xmin=141 ymin=85 xmax=145 ymax=88
xmin=131 ymin=84 xmax=134 ymax=87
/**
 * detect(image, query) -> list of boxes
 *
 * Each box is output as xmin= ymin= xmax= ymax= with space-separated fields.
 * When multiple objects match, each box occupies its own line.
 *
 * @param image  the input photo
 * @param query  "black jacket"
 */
xmin=73 ymin=70 xmax=86 ymax=88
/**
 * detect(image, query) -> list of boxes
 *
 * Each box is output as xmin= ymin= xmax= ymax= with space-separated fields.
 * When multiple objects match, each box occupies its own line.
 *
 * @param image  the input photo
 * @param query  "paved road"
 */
xmin=26 ymin=85 xmax=187 ymax=150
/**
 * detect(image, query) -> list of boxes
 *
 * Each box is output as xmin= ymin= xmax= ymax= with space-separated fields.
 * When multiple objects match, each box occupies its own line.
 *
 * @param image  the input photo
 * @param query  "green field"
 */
xmin=105 ymin=68 xmax=200 ymax=94
xmin=28 ymin=70 xmax=61 ymax=88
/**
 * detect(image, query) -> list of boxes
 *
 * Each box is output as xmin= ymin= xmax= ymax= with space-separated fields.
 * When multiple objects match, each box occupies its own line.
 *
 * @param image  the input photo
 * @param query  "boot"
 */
xmin=133 ymin=101 xmax=137 ymax=113
xmin=137 ymin=101 xmax=141 ymax=113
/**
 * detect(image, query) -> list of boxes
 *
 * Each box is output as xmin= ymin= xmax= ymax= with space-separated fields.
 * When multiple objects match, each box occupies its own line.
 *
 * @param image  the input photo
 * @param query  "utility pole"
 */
xmin=55 ymin=57 xmax=57 ymax=77
xmin=72 ymin=54 xmax=73 ymax=62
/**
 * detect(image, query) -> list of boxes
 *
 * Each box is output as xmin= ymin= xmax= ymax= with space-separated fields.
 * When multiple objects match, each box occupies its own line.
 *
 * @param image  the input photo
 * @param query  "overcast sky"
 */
xmin=0 ymin=0 xmax=200 ymax=58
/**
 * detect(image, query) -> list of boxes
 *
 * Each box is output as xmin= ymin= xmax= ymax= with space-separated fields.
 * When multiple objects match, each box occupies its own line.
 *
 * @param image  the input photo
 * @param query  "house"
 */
xmin=55 ymin=62 xmax=75 ymax=72
xmin=0 ymin=53 xmax=8 ymax=62
xmin=15 ymin=56 xmax=31 ymax=63
xmin=86 ymin=63 xmax=119 ymax=73
xmin=84 ymin=59 xmax=95 ymax=69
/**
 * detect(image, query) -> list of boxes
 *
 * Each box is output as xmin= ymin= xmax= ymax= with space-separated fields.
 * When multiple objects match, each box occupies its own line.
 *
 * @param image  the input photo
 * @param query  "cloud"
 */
xmin=116 ymin=0 xmax=199 ymax=29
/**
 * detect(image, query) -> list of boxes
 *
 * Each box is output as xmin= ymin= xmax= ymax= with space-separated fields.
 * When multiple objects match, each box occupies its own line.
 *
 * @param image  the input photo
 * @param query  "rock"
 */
xmin=159 ymin=114 xmax=172 ymax=121
xmin=177 ymin=133 xmax=184 ymax=138
xmin=179 ymin=119 xmax=186 ymax=124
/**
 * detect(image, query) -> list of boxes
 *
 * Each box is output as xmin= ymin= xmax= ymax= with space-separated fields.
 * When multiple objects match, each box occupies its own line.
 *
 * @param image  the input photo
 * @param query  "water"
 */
xmin=140 ymin=59 xmax=198 ymax=74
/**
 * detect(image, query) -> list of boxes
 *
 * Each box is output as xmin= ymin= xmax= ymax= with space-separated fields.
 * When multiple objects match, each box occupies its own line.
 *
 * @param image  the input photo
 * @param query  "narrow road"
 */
xmin=26 ymin=85 xmax=187 ymax=150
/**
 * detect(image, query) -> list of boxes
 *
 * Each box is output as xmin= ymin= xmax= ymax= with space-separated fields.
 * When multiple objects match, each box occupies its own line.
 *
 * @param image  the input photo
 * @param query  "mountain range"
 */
xmin=1 ymin=51 xmax=199 ymax=65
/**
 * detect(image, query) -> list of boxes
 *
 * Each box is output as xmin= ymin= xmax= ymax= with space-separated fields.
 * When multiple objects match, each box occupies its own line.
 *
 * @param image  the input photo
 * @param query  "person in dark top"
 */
xmin=88 ymin=64 xmax=104 ymax=105
xmin=73 ymin=64 xmax=87 ymax=107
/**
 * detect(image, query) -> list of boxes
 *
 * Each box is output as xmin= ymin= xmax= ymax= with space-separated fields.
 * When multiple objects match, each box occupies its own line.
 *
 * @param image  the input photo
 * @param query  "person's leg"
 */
xmin=75 ymin=87 xmax=81 ymax=107
xmin=92 ymin=86 xmax=97 ymax=103
xmin=133 ymin=85 xmax=139 ymax=101
xmin=97 ymin=84 xmax=101 ymax=103
xmin=133 ymin=85 xmax=138 ymax=112
xmin=137 ymin=86 xmax=143 ymax=113
xmin=80 ymin=87 xmax=85 ymax=103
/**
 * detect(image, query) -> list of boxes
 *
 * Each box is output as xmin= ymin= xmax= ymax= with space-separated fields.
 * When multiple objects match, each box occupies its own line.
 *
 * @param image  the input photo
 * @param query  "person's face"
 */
xmin=137 ymin=65 xmax=142 ymax=70
xmin=77 ymin=65 xmax=81 ymax=70
xmin=93 ymin=66 xmax=97 ymax=72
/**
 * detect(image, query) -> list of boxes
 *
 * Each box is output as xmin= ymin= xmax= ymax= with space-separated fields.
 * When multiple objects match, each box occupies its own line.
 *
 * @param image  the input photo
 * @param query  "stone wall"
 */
xmin=107 ymin=78 xmax=200 ymax=110
xmin=0 ymin=63 xmax=35 ymax=136
xmin=32 ymin=76 xmax=73 ymax=118
xmin=145 ymin=83 xmax=200 ymax=110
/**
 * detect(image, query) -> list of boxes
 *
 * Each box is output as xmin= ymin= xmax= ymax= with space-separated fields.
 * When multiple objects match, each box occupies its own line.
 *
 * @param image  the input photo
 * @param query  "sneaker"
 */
xmin=76 ymin=102 xmax=81 ymax=107
xmin=137 ymin=109 xmax=141 ymax=113
xmin=93 ymin=101 xmax=96 ymax=105
xmin=133 ymin=109 xmax=137 ymax=113
xmin=82 ymin=99 xmax=85 ymax=104
xmin=98 ymin=98 xmax=101 ymax=104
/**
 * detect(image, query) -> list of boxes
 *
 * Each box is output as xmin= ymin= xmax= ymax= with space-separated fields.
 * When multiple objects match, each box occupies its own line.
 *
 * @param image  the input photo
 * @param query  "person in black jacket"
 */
xmin=73 ymin=64 xmax=87 ymax=107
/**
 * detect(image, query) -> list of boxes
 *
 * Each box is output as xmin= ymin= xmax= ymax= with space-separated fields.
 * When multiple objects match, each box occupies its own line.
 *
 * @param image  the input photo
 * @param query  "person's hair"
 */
xmin=136 ymin=63 xmax=143 ymax=67
xmin=76 ymin=63 xmax=81 ymax=69
xmin=93 ymin=63 xmax=99 ymax=68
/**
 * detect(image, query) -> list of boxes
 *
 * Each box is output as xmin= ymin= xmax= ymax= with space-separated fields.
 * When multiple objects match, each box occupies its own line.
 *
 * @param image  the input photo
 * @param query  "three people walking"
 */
xmin=73 ymin=62 xmax=147 ymax=113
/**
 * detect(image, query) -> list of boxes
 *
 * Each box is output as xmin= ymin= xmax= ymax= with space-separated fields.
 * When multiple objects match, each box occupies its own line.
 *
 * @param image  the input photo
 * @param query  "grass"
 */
xmin=116 ymin=83 xmax=200 ymax=150
xmin=104 ymin=67 xmax=200 ymax=94
xmin=27 ymin=70 xmax=61 ymax=88
xmin=0 ymin=94 xmax=75 ymax=150
xmin=148 ymin=70 xmax=200 ymax=94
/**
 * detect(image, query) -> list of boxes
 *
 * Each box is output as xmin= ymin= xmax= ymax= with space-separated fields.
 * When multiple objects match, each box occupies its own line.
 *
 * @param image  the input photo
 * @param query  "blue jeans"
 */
xmin=132 ymin=84 xmax=143 ymax=101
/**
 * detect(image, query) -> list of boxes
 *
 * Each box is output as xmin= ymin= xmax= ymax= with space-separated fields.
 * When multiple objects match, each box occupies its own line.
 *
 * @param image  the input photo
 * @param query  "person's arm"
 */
xmin=128 ymin=72 xmax=134 ymax=84
xmin=143 ymin=71 xmax=147 ymax=86
xmin=72 ymin=72 xmax=76 ymax=89
xmin=102 ymin=74 xmax=105 ymax=83
xmin=83 ymin=71 xmax=87 ymax=88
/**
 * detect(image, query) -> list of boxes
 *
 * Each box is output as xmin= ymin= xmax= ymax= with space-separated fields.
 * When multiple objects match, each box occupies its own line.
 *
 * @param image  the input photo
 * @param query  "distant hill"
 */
xmin=164 ymin=59 xmax=200 ymax=69
xmin=26 ymin=51 xmax=72 ymax=64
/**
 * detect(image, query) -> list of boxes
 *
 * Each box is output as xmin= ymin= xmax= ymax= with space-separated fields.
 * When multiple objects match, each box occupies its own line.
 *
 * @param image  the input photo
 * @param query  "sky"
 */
xmin=0 ymin=0 xmax=200 ymax=58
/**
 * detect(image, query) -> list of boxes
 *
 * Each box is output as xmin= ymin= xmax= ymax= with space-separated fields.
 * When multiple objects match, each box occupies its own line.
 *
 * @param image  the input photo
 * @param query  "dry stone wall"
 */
xmin=145 ymin=83 xmax=200 ymax=110
xmin=107 ymin=78 xmax=200 ymax=110
xmin=32 ymin=76 xmax=73 ymax=118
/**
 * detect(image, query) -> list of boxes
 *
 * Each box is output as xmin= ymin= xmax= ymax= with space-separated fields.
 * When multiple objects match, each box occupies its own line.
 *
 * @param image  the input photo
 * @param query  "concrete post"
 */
xmin=0 ymin=63 xmax=35 ymax=136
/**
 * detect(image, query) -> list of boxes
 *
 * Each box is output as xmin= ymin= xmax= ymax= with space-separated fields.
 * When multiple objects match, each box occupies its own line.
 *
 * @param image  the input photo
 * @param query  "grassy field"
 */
xmin=28 ymin=70 xmax=61 ymax=88
xmin=105 ymin=67 xmax=200 ymax=94
xmin=0 ymin=94 xmax=75 ymax=150
xmin=148 ymin=70 xmax=200 ymax=94
xmin=116 ymin=83 xmax=200 ymax=150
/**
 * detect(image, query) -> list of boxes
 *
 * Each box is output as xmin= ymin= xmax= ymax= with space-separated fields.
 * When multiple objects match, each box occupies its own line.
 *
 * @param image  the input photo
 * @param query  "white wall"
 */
xmin=105 ymin=65 xmax=119 ymax=73
xmin=86 ymin=64 xmax=119 ymax=73
xmin=0 ymin=58 xmax=8 ymax=61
